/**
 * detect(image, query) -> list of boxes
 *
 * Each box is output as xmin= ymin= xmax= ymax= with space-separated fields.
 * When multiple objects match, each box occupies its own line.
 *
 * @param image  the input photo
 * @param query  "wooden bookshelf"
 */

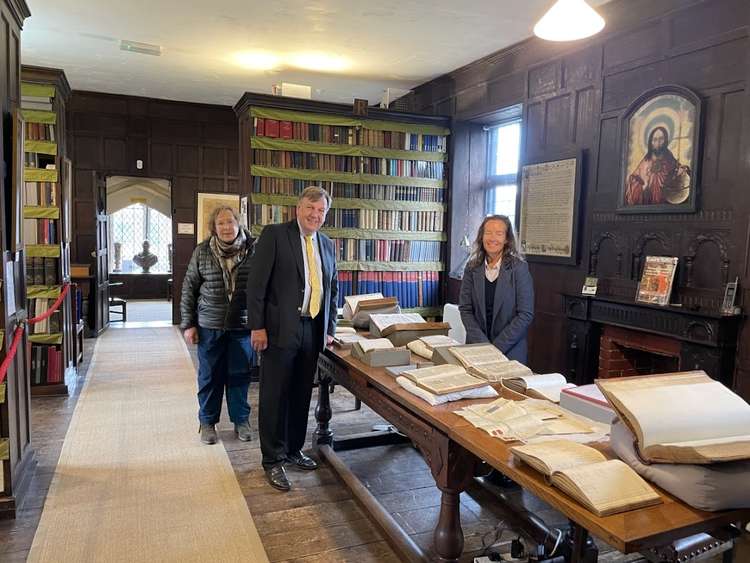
xmin=21 ymin=66 xmax=73 ymax=397
xmin=234 ymin=93 xmax=451 ymax=316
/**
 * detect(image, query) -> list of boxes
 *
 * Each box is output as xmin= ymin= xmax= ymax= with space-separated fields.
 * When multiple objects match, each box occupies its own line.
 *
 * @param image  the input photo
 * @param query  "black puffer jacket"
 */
xmin=180 ymin=234 xmax=253 ymax=330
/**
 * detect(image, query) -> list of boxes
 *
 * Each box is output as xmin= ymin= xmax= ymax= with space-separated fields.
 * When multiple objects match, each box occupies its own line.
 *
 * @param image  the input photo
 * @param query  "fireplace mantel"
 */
xmin=563 ymin=294 xmax=742 ymax=387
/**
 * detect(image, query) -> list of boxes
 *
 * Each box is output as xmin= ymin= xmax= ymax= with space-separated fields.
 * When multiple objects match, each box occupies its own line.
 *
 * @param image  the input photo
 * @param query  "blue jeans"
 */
xmin=197 ymin=327 xmax=254 ymax=425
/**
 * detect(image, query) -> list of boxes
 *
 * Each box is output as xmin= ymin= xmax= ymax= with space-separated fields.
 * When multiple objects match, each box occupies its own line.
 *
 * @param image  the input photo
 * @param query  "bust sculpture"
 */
xmin=133 ymin=240 xmax=158 ymax=273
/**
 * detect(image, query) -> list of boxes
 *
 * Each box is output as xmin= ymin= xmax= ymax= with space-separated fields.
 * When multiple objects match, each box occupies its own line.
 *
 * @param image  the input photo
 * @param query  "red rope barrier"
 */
xmin=0 ymin=283 xmax=71 ymax=385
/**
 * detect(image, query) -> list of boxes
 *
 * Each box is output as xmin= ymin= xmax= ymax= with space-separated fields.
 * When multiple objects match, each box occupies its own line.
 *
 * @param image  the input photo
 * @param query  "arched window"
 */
xmin=109 ymin=203 xmax=172 ymax=274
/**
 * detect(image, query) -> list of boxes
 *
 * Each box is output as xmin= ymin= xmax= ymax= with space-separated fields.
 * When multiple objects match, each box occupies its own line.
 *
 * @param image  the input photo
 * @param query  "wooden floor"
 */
xmin=1 ymin=332 xmax=748 ymax=562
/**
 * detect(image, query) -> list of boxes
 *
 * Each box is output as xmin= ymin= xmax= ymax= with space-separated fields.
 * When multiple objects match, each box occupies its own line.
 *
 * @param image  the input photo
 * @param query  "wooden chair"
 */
xmin=109 ymin=296 xmax=127 ymax=322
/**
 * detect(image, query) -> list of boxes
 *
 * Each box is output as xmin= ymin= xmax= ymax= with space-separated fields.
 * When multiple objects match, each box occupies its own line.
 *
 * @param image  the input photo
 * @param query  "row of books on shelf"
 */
xmin=25 ymin=152 xmax=56 ymax=169
xmin=27 ymin=299 xmax=62 ymax=334
xmin=29 ymin=344 xmax=63 ymax=385
xmin=252 ymin=117 xmax=447 ymax=153
xmin=24 ymin=181 xmax=59 ymax=206
xmin=22 ymin=92 xmax=53 ymax=112
xmin=334 ymin=239 xmax=441 ymax=263
xmin=252 ymin=177 xmax=446 ymax=202
xmin=25 ymin=257 xmax=59 ymax=286
xmin=253 ymin=150 xmax=356 ymax=172
xmin=361 ymin=157 xmax=444 ymax=179
xmin=252 ymin=205 xmax=444 ymax=232
xmin=252 ymin=150 xmax=444 ymax=180
xmin=359 ymin=129 xmax=447 ymax=153
xmin=24 ymin=121 xmax=56 ymax=141
xmin=254 ymin=118 xmax=354 ymax=144
xmin=24 ymin=218 xmax=58 ymax=245
xmin=336 ymin=271 xmax=440 ymax=309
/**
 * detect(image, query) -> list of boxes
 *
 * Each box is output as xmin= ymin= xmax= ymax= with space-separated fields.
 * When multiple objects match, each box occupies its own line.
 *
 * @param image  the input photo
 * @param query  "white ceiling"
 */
xmin=21 ymin=0 xmax=610 ymax=107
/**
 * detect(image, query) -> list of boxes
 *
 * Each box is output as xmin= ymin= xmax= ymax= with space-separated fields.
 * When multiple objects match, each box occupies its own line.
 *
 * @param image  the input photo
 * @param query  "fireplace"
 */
xmin=598 ymin=325 xmax=680 ymax=378
xmin=564 ymin=294 xmax=740 ymax=387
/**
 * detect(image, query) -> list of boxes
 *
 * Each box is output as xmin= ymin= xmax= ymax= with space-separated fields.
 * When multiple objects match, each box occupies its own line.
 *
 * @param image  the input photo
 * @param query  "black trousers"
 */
xmin=258 ymin=316 xmax=322 ymax=469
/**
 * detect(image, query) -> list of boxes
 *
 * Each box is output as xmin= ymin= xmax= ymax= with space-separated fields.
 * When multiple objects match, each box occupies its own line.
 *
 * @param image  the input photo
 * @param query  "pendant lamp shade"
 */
xmin=534 ymin=0 xmax=605 ymax=42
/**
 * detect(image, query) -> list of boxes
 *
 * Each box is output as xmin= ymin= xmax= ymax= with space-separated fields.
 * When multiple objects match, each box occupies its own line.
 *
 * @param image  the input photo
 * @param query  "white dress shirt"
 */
xmin=298 ymin=221 xmax=324 ymax=316
xmin=485 ymin=257 xmax=502 ymax=282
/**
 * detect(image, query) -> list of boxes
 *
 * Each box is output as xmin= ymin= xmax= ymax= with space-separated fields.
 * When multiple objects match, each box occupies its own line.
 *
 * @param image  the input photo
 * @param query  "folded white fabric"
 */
xmin=395 ymin=376 xmax=498 ymax=406
xmin=610 ymin=419 xmax=750 ymax=511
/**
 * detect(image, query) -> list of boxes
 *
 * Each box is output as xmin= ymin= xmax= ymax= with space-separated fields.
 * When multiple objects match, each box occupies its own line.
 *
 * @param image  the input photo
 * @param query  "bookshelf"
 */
xmin=21 ymin=66 xmax=73 ymax=396
xmin=234 ymin=93 xmax=451 ymax=316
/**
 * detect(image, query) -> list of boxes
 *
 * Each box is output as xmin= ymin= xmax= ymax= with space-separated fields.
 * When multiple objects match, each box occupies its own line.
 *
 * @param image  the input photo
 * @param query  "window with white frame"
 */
xmin=109 ymin=203 xmax=172 ymax=274
xmin=485 ymin=120 xmax=521 ymax=225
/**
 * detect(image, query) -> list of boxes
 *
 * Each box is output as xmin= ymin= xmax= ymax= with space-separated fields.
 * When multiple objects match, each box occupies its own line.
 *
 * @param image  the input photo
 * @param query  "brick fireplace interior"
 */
xmin=598 ymin=325 xmax=681 ymax=379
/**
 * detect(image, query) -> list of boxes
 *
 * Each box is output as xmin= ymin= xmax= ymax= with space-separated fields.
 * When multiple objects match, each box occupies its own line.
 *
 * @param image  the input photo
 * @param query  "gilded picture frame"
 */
xmin=195 ymin=192 xmax=240 ymax=243
xmin=618 ymin=85 xmax=702 ymax=214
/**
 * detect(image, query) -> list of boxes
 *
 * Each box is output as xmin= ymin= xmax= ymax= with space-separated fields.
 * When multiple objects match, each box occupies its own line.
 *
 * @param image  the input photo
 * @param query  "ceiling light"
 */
xmin=533 ymin=0 xmax=605 ymax=42
xmin=289 ymin=52 xmax=349 ymax=73
xmin=120 ymin=40 xmax=161 ymax=56
xmin=233 ymin=51 xmax=280 ymax=71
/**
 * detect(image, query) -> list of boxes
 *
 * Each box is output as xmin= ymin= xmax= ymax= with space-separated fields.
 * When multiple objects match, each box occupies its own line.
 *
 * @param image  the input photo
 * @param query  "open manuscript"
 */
xmin=448 ymin=344 xmax=532 ymax=382
xmin=454 ymin=397 xmax=593 ymax=441
xmin=597 ymin=371 xmax=750 ymax=464
xmin=401 ymin=364 xmax=487 ymax=395
xmin=511 ymin=440 xmax=661 ymax=517
xmin=504 ymin=373 xmax=577 ymax=403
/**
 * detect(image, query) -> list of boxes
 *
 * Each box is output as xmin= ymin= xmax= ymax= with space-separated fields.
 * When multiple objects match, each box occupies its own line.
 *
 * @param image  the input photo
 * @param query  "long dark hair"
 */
xmin=646 ymin=126 xmax=671 ymax=159
xmin=467 ymin=215 xmax=523 ymax=270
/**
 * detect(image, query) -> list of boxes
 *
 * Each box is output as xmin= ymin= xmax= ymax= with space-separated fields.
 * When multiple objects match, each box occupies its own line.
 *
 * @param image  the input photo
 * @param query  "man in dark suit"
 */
xmin=247 ymin=186 xmax=338 ymax=491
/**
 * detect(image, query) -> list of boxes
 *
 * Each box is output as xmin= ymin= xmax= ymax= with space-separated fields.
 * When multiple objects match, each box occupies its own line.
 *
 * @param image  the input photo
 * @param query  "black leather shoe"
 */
xmin=286 ymin=451 xmax=318 ymax=470
xmin=265 ymin=464 xmax=291 ymax=491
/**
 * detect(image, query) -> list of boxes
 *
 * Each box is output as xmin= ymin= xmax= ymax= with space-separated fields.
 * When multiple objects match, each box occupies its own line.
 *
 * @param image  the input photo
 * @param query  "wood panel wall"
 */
xmin=404 ymin=0 xmax=750 ymax=399
xmin=0 ymin=0 xmax=32 ymax=514
xmin=67 ymin=92 xmax=239 ymax=323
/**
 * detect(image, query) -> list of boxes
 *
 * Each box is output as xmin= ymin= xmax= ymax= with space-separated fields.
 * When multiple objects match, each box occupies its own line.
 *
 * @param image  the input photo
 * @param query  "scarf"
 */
xmin=209 ymin=229 xmax=248 ymax=302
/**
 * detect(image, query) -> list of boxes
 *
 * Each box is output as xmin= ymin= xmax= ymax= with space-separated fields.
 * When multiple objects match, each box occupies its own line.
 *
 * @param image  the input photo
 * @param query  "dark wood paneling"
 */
xmin=67 ymin=92 xmax=240 ymax=324
xmin=407 ymin=0 xmax=750 ymax=399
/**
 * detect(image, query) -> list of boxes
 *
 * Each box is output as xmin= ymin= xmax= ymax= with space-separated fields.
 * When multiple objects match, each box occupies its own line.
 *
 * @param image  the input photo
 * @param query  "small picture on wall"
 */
xmin=196 ymin=192 xmax=240 ymax=243
xmin=618 ymin=85 xmax=702 ymax=214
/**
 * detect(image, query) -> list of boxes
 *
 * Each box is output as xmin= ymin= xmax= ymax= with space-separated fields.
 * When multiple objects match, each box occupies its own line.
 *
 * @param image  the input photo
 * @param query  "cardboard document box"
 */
xmin=351 ymin=342 xmax=411 ymax=367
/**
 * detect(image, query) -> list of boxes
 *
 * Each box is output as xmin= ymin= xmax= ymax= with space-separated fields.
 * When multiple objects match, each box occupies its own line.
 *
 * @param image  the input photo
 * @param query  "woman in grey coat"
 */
xmin=180 ymin=206 xmax=255 ymax=445
xmin=459 ymin=215 xmax=534 ymax=364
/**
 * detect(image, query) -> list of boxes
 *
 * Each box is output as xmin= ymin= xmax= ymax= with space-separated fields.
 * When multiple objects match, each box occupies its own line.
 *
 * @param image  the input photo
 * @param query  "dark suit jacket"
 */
xmin=458 ymin=257 xmax=534 ymax=363
xmin=247 ymin=220 xmax=338 ymax=350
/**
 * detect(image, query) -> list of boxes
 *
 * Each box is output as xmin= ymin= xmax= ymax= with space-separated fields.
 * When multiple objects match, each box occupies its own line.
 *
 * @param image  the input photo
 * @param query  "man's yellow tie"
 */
xmin=305 ymin=235 xmax=321 ymax=318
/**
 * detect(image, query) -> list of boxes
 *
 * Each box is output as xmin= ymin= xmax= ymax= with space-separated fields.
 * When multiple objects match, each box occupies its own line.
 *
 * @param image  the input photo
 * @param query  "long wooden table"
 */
xmin=313 ymin=346 xmax=750 ymax=563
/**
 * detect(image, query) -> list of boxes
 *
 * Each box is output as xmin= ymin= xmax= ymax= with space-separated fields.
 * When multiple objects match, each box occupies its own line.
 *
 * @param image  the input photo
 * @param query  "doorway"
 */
xmin=106 ymin=176 xmax=173 ymax=327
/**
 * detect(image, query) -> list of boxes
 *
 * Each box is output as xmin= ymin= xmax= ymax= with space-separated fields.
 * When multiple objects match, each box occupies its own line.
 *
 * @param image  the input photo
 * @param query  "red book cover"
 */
xmin=264 ymin=119 xmax=279 ymax=138
xmin=255 ymin=117 xmax=265 ymax=137
xmin=279 ymin=121 xmax=293 ymax=139
xmin=46 ymin=346 xmax=55 ymax=383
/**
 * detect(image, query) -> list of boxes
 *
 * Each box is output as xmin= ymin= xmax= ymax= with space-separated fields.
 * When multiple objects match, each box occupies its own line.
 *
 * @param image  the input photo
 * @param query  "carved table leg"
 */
xmin=424 ymin=438 xmax=477 ymax=562
xmin=434 ymin=488 xmax=463 ymax=562
xmin=314 ymin=358 xmax=334 ymax=446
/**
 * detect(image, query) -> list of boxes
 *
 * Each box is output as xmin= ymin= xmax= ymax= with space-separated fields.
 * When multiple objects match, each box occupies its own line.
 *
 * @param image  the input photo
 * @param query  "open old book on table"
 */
xmin=369 ymin=313 xmax=450 ymax=346
xmin=511 ymin=440 xmax=661 ymax=517
xmin=401 ymin=364 xmax=487 ymax=395
xmin=343 ymin=293 xmax=400 ymax=328
xmin=504 ymin=373 xmax=577 ymax=403
xmin=447 ymin=344 xmax=532 ymax=382
xmin=597 ymin=371 xmax=750 ymax=464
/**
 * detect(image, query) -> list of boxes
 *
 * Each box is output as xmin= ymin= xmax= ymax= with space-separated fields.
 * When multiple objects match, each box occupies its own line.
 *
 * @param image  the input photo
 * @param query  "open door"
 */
xmin=94 ymin=172 xmax=109 ymax=334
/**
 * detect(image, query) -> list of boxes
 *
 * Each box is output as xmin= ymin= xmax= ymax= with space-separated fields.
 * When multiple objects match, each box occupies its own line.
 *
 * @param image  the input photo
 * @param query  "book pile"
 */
xmin=369 ymin=313 xmax=450 ymax=346
xmin=351 ymin=338 xmax=410 ymax=367
xmin=511 ymin=440 xmax=661 ymax=517
xmin=331 ymin=326 xmax=366 ymax=349
xmin=454 ymin=397 xmax=593 ymax=441
xmin=597 ymin=371 xmax=750 ymax=464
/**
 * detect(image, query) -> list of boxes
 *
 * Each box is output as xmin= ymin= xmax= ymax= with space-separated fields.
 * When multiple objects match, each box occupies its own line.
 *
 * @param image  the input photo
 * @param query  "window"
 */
xmin=109 ymin=203 xmax=172 ymax=273
xmin=485 ymin=120 xmax=522 ymax=225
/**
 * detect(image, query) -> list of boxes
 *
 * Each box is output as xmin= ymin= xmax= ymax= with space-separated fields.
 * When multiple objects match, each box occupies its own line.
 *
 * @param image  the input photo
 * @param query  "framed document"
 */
xmin=518 ymin=153 xmax=582 ymax=265
xmin=195 ymin=192 xmax=240 ymax=243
